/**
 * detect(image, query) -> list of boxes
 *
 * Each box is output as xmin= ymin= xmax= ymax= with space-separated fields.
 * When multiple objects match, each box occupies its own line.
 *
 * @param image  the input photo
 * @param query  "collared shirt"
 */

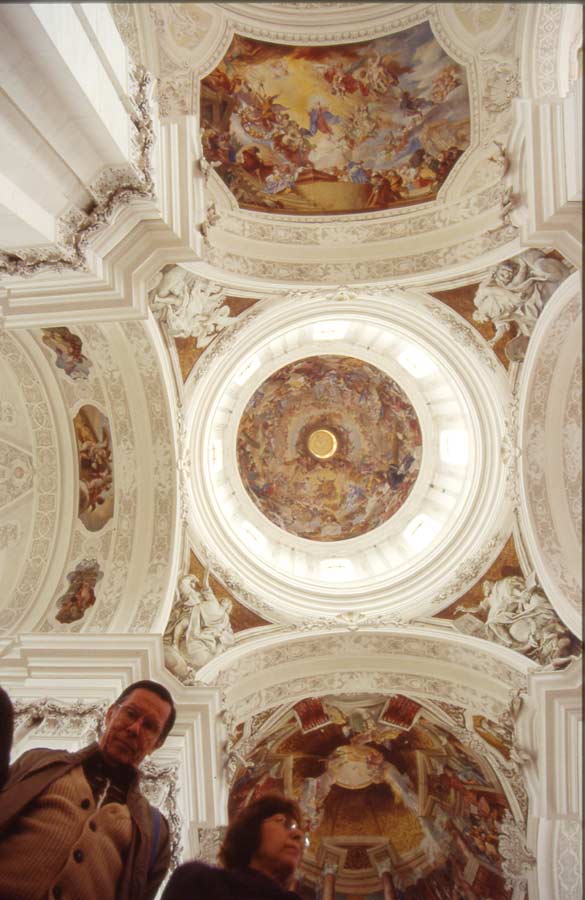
xmin=82 ymin=750 xmax=135 ymax=809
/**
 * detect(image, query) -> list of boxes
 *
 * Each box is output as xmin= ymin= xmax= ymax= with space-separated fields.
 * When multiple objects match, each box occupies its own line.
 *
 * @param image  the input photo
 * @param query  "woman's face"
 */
xmin=250 ymin=812 xmax=305 ymax=885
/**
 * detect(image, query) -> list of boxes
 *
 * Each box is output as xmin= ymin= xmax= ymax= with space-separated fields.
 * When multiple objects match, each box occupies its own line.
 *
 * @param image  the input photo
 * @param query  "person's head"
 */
xmin=220 ymin=793 xmax=305 ymax=887
xmin=99 ymin=680 xmax=176 ymax=769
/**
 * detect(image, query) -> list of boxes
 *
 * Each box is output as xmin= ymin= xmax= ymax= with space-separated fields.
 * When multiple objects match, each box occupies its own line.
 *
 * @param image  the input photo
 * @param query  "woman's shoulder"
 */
xmin=161 ymin=861 xmax=227 ymax=899
xmin=161 ymin=862 xmax=303 ymax=900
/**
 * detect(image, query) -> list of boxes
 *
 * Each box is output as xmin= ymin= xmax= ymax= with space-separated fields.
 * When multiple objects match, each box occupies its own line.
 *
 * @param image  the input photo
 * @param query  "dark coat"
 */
xmin=0 ymin=742 xmax=170 ymax=900
xmin=161 ymin=860 xmax=303 ymax=900
xmin=0 ymin=687 xmax=13 ymax=790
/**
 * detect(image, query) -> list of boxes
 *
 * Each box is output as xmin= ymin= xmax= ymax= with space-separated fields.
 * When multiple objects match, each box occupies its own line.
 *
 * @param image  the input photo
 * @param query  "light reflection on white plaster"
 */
xmin=403 ymin=514 xmax=440 ymax=552
xmin=397 ymin=346 xmax=437 ymax=379
xmin=312 ymin=321 xmax=348 ymax=341
xmin=233 ymin=355 xmax=260 ymax=386
xmin=440 ymin=430 xmax=469 ymax=466
xmin=210 ymin=441 xmax=223 ymax=473
xmin=239 ymin=521 xmax=268 ymax=554
xmin=319 ymin=558 xmax=354 ymax=582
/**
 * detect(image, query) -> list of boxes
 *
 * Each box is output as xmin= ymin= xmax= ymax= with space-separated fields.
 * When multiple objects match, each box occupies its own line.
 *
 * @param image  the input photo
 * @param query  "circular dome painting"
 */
xmin=236 ymin=356 xmax=422 ymax=541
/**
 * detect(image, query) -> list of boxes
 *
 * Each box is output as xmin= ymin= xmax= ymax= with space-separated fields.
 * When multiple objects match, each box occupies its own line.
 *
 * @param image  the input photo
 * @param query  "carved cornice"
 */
xmin=0 ymin=67 xmax=155 ymax=280
xmin=204 ymin=223 xmax=518 ymax=284
xmin=212 ymin=183 xmax=510 ymax=246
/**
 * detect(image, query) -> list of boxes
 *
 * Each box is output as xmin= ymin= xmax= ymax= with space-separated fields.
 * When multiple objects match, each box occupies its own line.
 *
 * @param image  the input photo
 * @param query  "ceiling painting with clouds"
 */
xmin=200 ymin=22 xmax=470 ymax=215
xmin=236 ymin=356 xmax=422 ymax=541
xmin=230 ymin=694 xmax=514 ymax=899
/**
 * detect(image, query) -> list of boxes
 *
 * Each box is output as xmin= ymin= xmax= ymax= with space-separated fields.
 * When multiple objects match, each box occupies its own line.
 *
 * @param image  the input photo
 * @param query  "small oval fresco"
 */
xmin=55 ymin=558 xmax=103 ymax=625
xmin=73 ymin=405 xmax=114 ymax=532
xmin=200 ymin=21 xmax=470 ymax=215
xmin=41 ymin=327 xmax=92 ymax=380
xmin=236 ymin=356 xmax=422 ymax=541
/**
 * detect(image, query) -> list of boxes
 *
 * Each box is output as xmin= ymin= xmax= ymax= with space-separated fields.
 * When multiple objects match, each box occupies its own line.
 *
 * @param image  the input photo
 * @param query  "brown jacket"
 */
xmin=0 ymin=742 xmax=170 ymax=900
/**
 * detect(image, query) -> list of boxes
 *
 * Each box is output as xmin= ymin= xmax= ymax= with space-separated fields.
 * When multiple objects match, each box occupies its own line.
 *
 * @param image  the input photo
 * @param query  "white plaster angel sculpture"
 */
xmin=472 ymin=249 xmax=572 ymax=360
xmin=164 ymin=568 xmax=234 ymax=681
xmin=455 ymin=574 xmax=576 ymax=668
xmin=150 ymin=265 xmax=235 ymax=346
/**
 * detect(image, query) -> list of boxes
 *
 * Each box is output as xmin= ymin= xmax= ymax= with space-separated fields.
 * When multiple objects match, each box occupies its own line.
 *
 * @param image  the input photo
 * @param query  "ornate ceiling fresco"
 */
xmin=200 ymin=24 xmax=469 ymax=214
xmin=236 ymin=356 xmax=422 ymax=541
xmin=98 ymin=1 xmax=535 ymax=286
xmin=229 ymin=693 xmax=517 ymax=898
xmin=0 ymin=3 xmax=581 ymax=899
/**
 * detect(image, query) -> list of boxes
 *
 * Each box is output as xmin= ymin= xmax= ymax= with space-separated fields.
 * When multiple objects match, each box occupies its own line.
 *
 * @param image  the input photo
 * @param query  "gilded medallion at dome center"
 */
xmin=236 ymin=356 xmax=422 ymax=541
xmin=307 ymin=428 xmax=338 ymax=459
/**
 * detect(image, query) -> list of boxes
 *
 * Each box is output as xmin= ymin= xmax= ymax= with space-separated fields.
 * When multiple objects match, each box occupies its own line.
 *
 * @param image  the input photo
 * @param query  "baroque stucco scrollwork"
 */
xmin=141 ymin=760 xmax=184 ymax=871
xmin=13 ymin=699 xmax=107 ymax=744
xmin=197 ymin=826 xmax=227 ymax=864
xmin=0 ymin=333 xmax=60 ymax=636
xmin=149 ymin=266 xmax=235 ymax=345
xmin=498 ymin=809 xmax=537 ymax=893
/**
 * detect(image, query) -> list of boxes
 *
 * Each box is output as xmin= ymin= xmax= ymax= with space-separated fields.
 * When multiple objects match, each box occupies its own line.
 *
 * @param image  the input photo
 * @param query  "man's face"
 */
xmin=99 ymin=688 xmax=171 ymax=768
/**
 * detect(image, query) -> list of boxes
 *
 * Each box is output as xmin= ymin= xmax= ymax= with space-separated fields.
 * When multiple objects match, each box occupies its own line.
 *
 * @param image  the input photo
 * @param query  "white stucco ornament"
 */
xmin=150 ymin=266 xmax=236 ymax=345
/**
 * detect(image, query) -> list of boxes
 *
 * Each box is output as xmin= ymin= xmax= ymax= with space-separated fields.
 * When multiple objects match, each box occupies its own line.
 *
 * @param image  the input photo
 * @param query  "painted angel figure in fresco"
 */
xmin=301 ymin=100 xmax=341 ymax=136
xmin=472 ymin=249 xmax=572 ymax=358
xmin=41 ymin=326 xmax=92 ymax=380
xmin=150 ymin=265 xmax=236 ymax=347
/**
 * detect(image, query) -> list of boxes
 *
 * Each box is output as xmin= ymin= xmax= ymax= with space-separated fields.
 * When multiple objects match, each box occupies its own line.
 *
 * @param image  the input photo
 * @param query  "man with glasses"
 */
xmin=0 ymin=679 xmax=176 ymax=900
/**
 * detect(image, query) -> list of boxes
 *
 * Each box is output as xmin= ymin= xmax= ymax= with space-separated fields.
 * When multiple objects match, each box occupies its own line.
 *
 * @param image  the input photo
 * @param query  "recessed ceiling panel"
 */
xmin=200 ymin=22 xmax=470 ymax=214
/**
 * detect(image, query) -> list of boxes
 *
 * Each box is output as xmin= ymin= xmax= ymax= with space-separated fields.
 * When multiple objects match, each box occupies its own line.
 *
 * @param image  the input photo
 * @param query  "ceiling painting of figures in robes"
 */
xmin=41 ymin=327 xmax=93 ymax=380
xmin=200 ymin=22 xmax=470 ymax=214
xmin=236 ymin=356 xmax=422 ymax=541
xmin=229 ymin=694 xmax=515 ymax=899
xmin=54 ymin=558 xmax=103 ymax=625
xmin=73 ymin=405 xmax=114 ymax=532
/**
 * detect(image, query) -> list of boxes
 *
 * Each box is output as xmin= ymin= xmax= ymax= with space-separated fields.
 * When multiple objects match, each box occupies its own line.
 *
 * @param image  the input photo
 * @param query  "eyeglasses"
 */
xmin=266 ymin=814 xmax=310 ymax=846
xmin=115 ymin=703 xmax=162 ymax=739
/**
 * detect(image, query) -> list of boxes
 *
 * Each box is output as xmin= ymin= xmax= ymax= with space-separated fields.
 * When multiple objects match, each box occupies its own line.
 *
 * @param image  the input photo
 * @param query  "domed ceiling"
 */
xmin=0 ymin=3 xmax=581 ymax=897
xmin=184 ymin=286 xmax=513 ymax=621
xmin=200 ymin=23 xmax=469 ymax=214
xmin=236 ymin=355 xmax=421 ymax=541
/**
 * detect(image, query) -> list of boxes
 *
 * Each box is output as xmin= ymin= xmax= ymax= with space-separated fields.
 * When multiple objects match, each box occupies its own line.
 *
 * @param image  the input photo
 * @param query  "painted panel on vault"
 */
xmin=200 ymin=22 xmax=470 ymax=214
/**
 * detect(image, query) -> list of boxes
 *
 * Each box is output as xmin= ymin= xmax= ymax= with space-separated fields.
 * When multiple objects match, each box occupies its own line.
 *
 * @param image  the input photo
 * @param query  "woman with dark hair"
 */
xmin=162 ymin=793 xmax=305 ymax=899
